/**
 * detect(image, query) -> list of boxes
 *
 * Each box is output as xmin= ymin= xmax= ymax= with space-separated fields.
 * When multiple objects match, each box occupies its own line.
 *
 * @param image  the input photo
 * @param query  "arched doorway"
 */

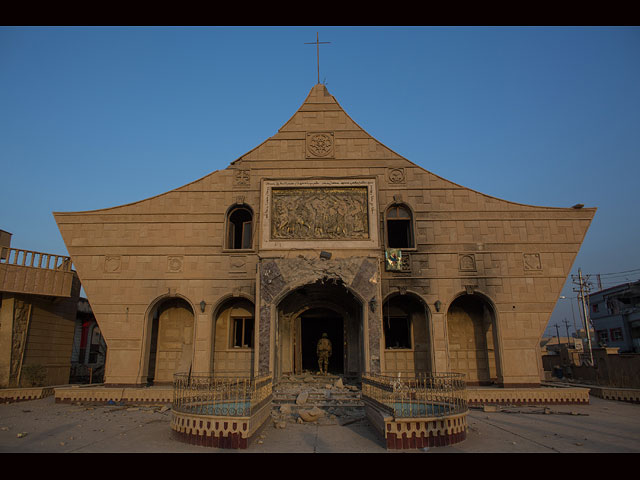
xmin=276 ymin=279 xmax=363 ymax=379
xmin=146 ymin=297 xmax=194 ymax=385
xmin=382 ymin=293 xmax=433 ymax=374
xmin=299 ymin=307 xmax=344 ymax=374
xmin=446 ymin=293 xmax=499 ymax=385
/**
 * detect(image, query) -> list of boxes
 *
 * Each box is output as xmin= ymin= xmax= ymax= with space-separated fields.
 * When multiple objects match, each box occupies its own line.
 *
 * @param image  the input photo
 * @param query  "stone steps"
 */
xmin=270 ymin=373 xmax=365 ymax=425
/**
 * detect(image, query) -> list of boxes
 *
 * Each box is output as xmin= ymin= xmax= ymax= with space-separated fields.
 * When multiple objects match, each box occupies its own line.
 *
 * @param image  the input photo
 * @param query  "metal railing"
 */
xmin=362 ymin=372 xmax=467 ymax=418
xmin=173 ymin=374 xmax=272 ymax=417
xmin=0 ymin=247 xmax=72 ymax=271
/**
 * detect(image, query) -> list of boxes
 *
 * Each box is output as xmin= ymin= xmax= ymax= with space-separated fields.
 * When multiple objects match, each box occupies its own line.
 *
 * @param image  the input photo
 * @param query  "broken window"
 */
xmin=232 ymin=317 xmax=254 ymax=348
xmin=227 ymin=207 xmax=253 ymax=250
xmin=386 ymin=204 xmax=414 ymax=249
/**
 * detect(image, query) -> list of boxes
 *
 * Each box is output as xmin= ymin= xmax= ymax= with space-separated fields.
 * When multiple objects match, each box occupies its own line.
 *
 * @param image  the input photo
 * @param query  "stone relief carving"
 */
xmin=459 ymin=254 xmax=476 ymax=272
xmin=271 ymin=187 xmax=369 ymax=240
xmin=387 ymin=168 xmax=406 ymax=184
xmin=104 ymin=256 xmax=121 ymax=273
xmin=229 ymin=256 xmax=246 ymax=273
xmin=234 ymin=169 xmax=250 ymax=186
xmin=10 ymin=299 xmax=31 ymax=386
xmin=523 ymin=253 xmax=542 ymax=271
xmin=167 ymin=256 xmax=183 ymax=273
xmin=306 ymin=132 xmax=334 ymax=158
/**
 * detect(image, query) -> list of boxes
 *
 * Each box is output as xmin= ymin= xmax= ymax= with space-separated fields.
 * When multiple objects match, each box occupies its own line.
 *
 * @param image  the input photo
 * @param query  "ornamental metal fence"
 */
xmin=361 ymin=372 xmax=467 ymax=418
xmin=172 ymin=374 xmax=272 ymax=417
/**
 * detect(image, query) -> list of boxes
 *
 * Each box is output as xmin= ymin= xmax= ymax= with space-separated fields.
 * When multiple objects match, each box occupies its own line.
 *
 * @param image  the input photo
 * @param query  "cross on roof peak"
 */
xmin=305 ymin=32 xmax=331 ymax=85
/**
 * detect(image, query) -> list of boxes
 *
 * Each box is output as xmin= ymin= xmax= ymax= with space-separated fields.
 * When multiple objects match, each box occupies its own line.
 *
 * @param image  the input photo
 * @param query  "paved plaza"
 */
xmin=0 ymin=394 xmax=638 ymax=453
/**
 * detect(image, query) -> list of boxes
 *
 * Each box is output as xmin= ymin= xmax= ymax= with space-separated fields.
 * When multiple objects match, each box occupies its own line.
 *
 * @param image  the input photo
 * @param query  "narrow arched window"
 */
xmin=386 ymin=204 xmax=414 ymax=248
xmin=227 ymin=207 xmax=253 ymax=250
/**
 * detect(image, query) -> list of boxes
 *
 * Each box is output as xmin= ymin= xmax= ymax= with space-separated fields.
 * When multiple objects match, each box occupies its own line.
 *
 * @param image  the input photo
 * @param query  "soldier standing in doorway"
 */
xmin=317 ymin=332 xmax=332 ymax=375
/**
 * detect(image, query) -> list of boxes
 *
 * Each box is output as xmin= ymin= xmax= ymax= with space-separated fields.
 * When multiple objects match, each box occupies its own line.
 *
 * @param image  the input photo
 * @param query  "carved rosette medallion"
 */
xmin=306 ymin=132 xmax=334 ymax=158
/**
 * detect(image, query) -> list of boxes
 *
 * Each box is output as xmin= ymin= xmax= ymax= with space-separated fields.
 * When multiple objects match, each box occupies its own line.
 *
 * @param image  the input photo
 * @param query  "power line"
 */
xmin=595 ymin=267 xmax=640 ymax=276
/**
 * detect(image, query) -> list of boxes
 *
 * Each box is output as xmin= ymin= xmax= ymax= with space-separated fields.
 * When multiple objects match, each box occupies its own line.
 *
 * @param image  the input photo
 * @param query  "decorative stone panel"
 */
xmin=233 ymin=169 xmax=250 ymax=187
xmin=260 ymin=178 xmax=379 ymax=250
xmin=459 ymin=254 xmax=476 ymax=272
xmin=523 ymin=253 xmax=542 ymax=271
xmin=104 ymin=256 xmax=121 ymax=273
xmin=306 ymin=132 xmax=334 ymax=158
xmin=387 ymin=168 xmax=406 ymax=185
xmin=167 ymin=256 xmax=183 ymax=273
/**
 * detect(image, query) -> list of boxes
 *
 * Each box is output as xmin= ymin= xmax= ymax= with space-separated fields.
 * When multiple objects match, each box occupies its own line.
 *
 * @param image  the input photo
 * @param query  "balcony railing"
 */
xmin=0 ymin=247 xmax=75 ymax=297
xmin=172 ymin=374 xmax=272 ymax=417
xmin=362 ymin=372 xmax=468 ymax=418
xmin=0 ymin=248 xmax=72 ymax=271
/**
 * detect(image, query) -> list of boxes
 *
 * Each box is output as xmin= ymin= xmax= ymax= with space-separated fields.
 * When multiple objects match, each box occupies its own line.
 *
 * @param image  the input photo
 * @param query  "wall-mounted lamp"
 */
xmin=369 ymin=298 xmax=377 ymax=312
xmin=434 ymin=300 xmax=442 ymax=312
xmin=200 ymin=300 xmax=206 ymax=313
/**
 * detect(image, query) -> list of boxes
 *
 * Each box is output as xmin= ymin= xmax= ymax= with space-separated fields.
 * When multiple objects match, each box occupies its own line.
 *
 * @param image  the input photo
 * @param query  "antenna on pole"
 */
xmin=305 ymin=32 xmax=331 ymax=84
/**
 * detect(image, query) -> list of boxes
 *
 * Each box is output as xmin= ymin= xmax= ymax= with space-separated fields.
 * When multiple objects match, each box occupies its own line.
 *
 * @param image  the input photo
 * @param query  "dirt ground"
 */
xmin=0 ymin=394 xmax=639 ymax=453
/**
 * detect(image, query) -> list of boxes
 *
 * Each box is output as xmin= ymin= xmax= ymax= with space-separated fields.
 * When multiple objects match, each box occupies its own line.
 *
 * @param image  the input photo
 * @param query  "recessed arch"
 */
xmin=275 ymin=278 xmax=364 ymax=379
xmin=382 ymin=291 xmax=433 ymax=374
xmin=211 ymin=296 xmax=256 ymax=377
xmin=143 ymin=294 xmax=196 ymax=385
xmin=445 ymin=291 xmax=501 ymax=386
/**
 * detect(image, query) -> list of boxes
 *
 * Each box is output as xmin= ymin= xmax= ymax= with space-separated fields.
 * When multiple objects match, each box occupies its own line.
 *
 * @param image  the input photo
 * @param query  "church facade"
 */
xmin=54 ymin=84 xmax=595 ymax=389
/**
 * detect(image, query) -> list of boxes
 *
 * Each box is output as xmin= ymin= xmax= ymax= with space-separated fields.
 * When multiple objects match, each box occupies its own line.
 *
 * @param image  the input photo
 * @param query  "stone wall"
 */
xmin=53 ymin=84 xmax=595 ymax=386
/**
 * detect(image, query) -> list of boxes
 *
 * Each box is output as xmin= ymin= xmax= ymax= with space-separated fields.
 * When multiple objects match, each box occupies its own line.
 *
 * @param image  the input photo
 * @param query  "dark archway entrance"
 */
xmin=276 ymin=279 xmax=362 ymax=380
xmin=300 ymin=308 xmax=344 ymax=374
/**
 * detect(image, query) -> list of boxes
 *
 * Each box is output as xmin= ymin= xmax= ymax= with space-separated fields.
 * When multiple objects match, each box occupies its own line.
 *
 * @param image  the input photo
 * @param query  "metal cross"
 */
xmin=305 ymin=32 xmax=331 ymax=84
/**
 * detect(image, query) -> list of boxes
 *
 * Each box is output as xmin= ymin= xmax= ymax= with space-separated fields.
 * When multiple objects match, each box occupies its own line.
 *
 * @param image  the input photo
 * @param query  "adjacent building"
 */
xmin=589 ymin=281 xmax=640 ymax=353
xmin=0 ymin=229 xmax=81 ymax=387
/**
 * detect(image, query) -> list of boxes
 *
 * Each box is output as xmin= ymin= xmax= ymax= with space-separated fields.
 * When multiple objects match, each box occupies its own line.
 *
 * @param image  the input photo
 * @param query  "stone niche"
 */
xmin=259 ymin=178 xmax=379 ymax=250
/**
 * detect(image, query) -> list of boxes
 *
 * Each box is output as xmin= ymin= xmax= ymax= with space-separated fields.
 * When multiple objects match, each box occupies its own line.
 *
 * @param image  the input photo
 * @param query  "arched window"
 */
xmin=227 ymin=206 xmax=253 ymax=250
xmin=386 ymin=204 xmax=414 ymax=248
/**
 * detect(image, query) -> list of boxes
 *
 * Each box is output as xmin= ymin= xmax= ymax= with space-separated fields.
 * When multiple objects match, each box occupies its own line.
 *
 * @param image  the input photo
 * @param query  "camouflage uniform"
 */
xmin=316 ymin=333 xmax=333 ymax=375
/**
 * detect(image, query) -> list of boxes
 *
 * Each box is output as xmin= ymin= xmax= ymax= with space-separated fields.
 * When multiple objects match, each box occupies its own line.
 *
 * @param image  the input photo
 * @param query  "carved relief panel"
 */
xmin=260 ymin=179 xmax=379 ymax=249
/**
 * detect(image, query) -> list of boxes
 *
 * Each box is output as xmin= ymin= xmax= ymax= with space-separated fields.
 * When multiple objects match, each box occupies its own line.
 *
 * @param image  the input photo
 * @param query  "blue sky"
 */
xmin=1 ymin=26 xmax=639 ymax=336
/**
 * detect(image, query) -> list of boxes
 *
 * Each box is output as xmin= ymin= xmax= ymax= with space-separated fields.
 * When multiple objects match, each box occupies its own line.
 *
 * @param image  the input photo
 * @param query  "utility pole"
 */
xmin=554 ymin=323 xmax=562 ymax=349
xmin=572 ymin=268 xmax=594 ymax=365
xmin=563 ymin=318 xmax=572 ymax=346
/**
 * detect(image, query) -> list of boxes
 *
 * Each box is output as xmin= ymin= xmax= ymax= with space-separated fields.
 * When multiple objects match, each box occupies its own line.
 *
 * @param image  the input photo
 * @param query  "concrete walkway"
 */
xmin=0 ymin=395 xmax=639 ymax=453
